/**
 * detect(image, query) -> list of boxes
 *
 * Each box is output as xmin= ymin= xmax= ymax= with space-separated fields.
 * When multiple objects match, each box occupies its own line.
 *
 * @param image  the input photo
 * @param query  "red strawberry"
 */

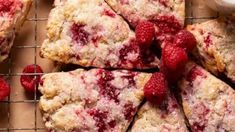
xmin=173 ymin=30 xmax=197 ymax=52
xmin=162 ymin=44 xmax=188 ymax=71
xmin=20 ymin=64 xmax=43 ymax=92
xmin=0 ymin=77 xmax=10 ymax=101
xmin=135 ymin=21 xmax=155 ymax=49
xmin=144 ymin=72 xmax=167 ymax=105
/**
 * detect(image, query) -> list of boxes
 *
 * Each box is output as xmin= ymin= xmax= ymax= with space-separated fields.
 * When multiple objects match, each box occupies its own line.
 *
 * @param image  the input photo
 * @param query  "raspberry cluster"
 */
xmin=135 ymin=21 xmax=197 ymax=105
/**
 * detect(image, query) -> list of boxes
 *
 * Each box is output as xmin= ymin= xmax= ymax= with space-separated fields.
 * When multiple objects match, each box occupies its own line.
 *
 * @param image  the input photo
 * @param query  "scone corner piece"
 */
xmin=40 ymin=0 xmax=160 ymax=69
xmin=39 ymin=69 xmax=153 ymax=132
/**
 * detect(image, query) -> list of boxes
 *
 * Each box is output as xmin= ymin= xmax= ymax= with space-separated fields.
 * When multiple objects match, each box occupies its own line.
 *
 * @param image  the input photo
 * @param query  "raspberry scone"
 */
xmin=178 ymin=62 xmax=235 ymax=132
xmin=187 ymin=18 xmax=235 ymax=83
xmin=0 ymin=0 xmax=32 ymax=62
xmin=39 ymin=69 xmax=152 ymax=131
xmin=131 ymin=95 xmax=188 ymax=132
xmin=40 ymin=0 xmax=159 ymax=69
xmin=105 ymin=0 xmax=185 ymax=42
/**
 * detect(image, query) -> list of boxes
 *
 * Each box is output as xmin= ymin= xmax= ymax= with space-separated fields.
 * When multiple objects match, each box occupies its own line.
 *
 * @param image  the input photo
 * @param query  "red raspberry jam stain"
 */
xmin=120 ymin=0 xmax=129 ymax=4
xmin=191 ymin=102 xmax=210 ymax=131
xmin=0 ymin=0 xmax=14 ymax=13
xmin=97 ymin=70 xmax=120 ymax=103
xmin=0 ymin=38 xmax=5 ymax=46
xmin=191 ymin=122 xmax=206 ymax=132
xmin=152 ymin=15 xmax=182 ymax=42
xmin=102 ymin=9 xmax=116 ymax=18
xmin=186 ymin=66 xmax=206 ymax=82
xmin=121 ymin=73 xmax=136 ymax=87
xmin=123 ymin=103 xmax=136 ymax=121
xmin=88 ymin=109 xmax=109 ymax=132
xmin=0 ymin=0 xmax=22 ymax=16
xmin=71 ymin=23 xmax=89 ymax=46
xmin=119 ymin=39 xmax=155 ymax=68
xmin=157 ymin=0 xmax=168 ymax=7
xmin=204 ymin=33 xmax=212 ymax=48
xmin=119 ymin=43 xmax=139 ymax=63
xmin=108 ymin=120 xmax=116 ymax=128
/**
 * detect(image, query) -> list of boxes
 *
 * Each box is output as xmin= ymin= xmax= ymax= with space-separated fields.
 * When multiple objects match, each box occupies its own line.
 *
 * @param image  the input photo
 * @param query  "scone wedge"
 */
xmin=41 ymin=0 xmax=159 ymax=69
xmin=0 ymin=0 xmax=32 ymax=62
xmin=105 ymin=0 xmax=185 ymax=43
xmin=178 ymin=62 xmax=235 ymax=131
xmin=131 ymin=94 xmax=188 ymax=132
xmin=39 ymin=69 xmax=152 ymax=132
xmin=187 ymin=18 xmax=235 ymax=83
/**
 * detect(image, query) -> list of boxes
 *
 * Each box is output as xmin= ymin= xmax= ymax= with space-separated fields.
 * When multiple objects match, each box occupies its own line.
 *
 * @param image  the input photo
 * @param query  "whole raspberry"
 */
xmin=162 ymin=44 xmax=188 ymax=72
xmin=20 ymin=64 xmax=43 ymax=92
xmin=135 ymin=21 xmax=155 ymax=49
xmin=173 ymin=30 xmax=197 ymax=52
xmin=144 ymin=72 xmax=167 ymax=105
xmin=0 ymin=77 xmax=10 ymax=101
xmin=160 ymin=61 xmax=182 ymax=84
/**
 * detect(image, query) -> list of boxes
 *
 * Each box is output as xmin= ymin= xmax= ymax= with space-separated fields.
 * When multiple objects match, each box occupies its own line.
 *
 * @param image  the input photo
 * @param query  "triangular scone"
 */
xmin=40 ymin=0 xmax=159 ymax=69
xmin=0 ymin=0 xmax=32 ymax=62
xmin=178 ymin=62 xmax=235 ymax=131
xmin=187 ymin=18 xmax=235 ymax=83
xmin=131 ymin=95 xmax=188 ymax=132
xmin=39 ymin=69 xmax=152 ymax=132
xmin=105 ymin=0 xmax=185 ymax=42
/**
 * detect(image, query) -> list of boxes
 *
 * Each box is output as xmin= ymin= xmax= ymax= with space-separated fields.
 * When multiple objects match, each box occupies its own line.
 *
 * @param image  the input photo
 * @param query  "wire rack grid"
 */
xmin=0 ymin=0 xmax=219 ymax=131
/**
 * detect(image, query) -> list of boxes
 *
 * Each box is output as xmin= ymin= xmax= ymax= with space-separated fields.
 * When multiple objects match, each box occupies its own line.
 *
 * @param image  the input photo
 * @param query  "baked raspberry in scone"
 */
xmin=105 ymin=0 xmax=185 ymax=43
xmin=131 ymin=94 xmax=188 ymax=132
xmin=178 ymin=62 xmax=235 ymax=132
xmin=40 ymin=0 xmax=159 ymax=69
xmin=39 ymin=69 xmax=152 ymax=131
xmin=187 ymin=18 xmax=235 ymax=83
xmin=0 ymin=0 xmax=32 ymax=62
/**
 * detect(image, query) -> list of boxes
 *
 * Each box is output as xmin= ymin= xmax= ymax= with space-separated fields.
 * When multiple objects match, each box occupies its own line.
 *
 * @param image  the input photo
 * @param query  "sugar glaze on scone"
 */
xmin=178 ymin=62 xmax=235 ymax=132
xmin=39 ymin=69 xmax=152 ymax=132
xmin=0 ymin=0 xmax=32 ymax=62
xmin=105 ymin=0 xmax=185 ymax=42
xmin=187 ymin=18 xmax=235 ymax=83
xmin=131 ymin=94 xmax=188 ymax=132
xmin=41 ymin=0 xmax=159 ymax=69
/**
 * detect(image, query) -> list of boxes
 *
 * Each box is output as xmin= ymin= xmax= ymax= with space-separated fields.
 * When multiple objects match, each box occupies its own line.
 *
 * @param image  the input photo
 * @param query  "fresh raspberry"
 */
xmin=0 ymin=0 xmax=14 ymax=13
xmin=160 ymin=61 xmax=182 ymax=84
xmin=162 ymin=44 xmax=188 ymax=72
xmin=135 ymin=21 xmax=155 ymax=49
xmin=20 ymin=64 xmax=43 ymax=92
xmin=144 ymin=72 xmax=167 ymax=105
xmin=0 ymin=77 xmax=10 ymax=101
xmin=173 ymin=30 xmax=197 ymax=52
